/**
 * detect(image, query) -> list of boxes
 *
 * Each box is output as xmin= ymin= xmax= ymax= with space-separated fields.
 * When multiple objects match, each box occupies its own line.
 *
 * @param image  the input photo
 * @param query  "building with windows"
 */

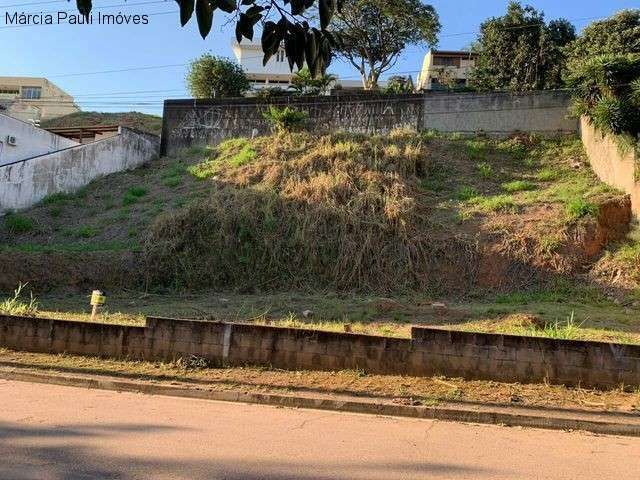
xmin=416 ymin=50 xmax=477 ymax=91
xmin=232 ymin=42 xmax=299 ymax=89
xmin=231 ymin=42 xmax=385 ymax=93
xmin=0 ymin=77 xmax=79 ymax=124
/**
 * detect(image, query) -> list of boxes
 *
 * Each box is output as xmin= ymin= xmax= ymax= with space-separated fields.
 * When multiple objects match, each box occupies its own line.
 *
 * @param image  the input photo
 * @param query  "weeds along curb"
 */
xmin=1 ymin=367 xmax=639 ymax=437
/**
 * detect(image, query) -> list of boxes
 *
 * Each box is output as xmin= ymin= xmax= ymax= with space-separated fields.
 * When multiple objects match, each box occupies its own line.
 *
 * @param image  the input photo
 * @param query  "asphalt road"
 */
xmin=0 ymin=379 xmax=638 ymax=480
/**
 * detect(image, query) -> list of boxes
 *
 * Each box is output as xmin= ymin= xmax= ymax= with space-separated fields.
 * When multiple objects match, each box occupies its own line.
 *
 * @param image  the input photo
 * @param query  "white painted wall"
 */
xmin=0 ymin=127 xmax=159 ymax=213
xmin=0 ymin=113 xmax=78 ymax=166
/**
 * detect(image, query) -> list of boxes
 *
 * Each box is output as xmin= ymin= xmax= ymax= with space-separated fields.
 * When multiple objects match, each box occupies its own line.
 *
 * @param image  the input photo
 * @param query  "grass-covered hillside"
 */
xmin=4 ymin=129 xmax=640 ymax=343
xmin=41 ymin=111 xmax=162 ymax=136
xmin=1 ymin=129 xmax=636 ymax=295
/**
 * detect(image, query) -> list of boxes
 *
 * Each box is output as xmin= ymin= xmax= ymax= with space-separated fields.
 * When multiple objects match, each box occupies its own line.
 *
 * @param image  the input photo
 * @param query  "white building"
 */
xmin=231 ymin=41 xmax=385 ymax=92
xmin=416 ymin=50 xmax=477 ymax=91
xmin=0 ymin=113 xmax=77 ymax=166
xmin=232 ymin=42 xmax=298 ymax=89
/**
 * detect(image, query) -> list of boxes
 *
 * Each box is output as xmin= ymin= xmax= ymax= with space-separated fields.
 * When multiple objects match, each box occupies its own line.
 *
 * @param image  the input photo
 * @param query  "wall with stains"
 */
xmin=0 ymin=113 xmax=78 ymax=166
xmin=161 ymin=91 xmax=576 ymax=156
xmin=0 ymin=127 xmax=159 ymax=213
xmin=1 ymin=314 xmax=638 ymax=389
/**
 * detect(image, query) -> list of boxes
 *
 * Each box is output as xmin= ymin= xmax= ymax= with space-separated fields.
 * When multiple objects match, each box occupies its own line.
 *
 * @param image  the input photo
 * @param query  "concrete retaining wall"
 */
xmin=0 ymin=127 xmax=160 ymax=213
xmin=422 ymin=91 xmax=577 ymax=134
xmin=580 ymin=118 xmax=640 ymax=217
xmin=161 ymin=91 xmax=576 ymax=156
xmin=1 ymin=314 xmax=638 ymax=389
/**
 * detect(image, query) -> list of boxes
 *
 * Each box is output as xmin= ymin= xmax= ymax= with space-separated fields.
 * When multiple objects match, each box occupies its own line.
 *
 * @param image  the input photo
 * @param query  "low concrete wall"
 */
xmin=0 ymin=113 xmax=78 ymax=166
xmin=0 ymin=127 xmax=159 ymax=213
xmin=580 ymin=118 xmax=640 ymax=217
xmin=1 ymin=314 xmax=638 ymax=389
xmin=161 ymin=91 xmax=576 ymax=156
xmin=422 ymin=91 xmax=577 ymax=134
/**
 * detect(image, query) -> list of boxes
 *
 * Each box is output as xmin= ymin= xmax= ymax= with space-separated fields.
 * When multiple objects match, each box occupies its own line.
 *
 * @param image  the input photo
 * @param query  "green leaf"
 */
xmin=195 ymin=0 xmax=214 ymax=38
xmin=76 ymin=0 xmax=92 ymax=19
xmin=290 ymin=0 xmax=305 ymax=15
xmin=304 ymin=30 xmax=317 ymax=74
xmin=238 ymin=13 xmax=255 ymax=41
xmin=216 ymin=0 xmax=236 ymax=13
xmin=176 ymin=0 xmax=194 ymax=27
xmin=318 ymin=0 xmax=333 ymax=31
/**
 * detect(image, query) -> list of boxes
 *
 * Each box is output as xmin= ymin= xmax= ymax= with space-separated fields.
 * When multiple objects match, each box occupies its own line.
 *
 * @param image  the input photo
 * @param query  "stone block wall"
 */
xmin=1 ymin=314 xmax=638 ymax=389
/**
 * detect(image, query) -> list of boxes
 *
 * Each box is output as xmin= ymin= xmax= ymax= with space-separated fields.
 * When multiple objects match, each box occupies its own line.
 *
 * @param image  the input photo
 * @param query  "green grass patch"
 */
xmin=40 ymin=192 xmax=74 ymax=205
xmin=468 ymin=194 xmax=517 ymax=213
xmin=456 ymin=186 xmax=479 ymax=201
xmin=163 ymin=176 xmax=182 ymax=188
xmin=475 ymin=162 xmax=493 ymax=178
xmin=465 ymin=139 xmax=487 ymax=160
xmin=566 ymin=198 xmax=598 ymax=221
xmin=48 ymin=206 xmax=63 ymax=218
xmin=189 ymin=138 xmax=257 ymax=180
xmin=122 ymin=186 xmax=148 ymax=205
xmin=4 ymin=213 xmax=34 ymax=234
xmin=0 ymin=283 xmax=38 ymax=316
xmin=536 ymin=168 xmax=561 ymax=182
xmin=75 ymin=225 xmax=99 ymax=238
xmin=501 ymin=180 xmax=536 ymax=193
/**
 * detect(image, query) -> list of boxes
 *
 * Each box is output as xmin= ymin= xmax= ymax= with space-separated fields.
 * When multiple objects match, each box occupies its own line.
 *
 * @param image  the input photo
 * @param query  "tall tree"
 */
xmin=73 ymin=0 xmax=343 ymax=78
xmin=566 ymin=9 xmax=640 ymax=65
xmin=470 ymin=2 xmax=576 ymax=92
xmin=332 ymin=0 xmax=440 ymax=89
xmin=186 ymin=54 xmax=251 ymax=98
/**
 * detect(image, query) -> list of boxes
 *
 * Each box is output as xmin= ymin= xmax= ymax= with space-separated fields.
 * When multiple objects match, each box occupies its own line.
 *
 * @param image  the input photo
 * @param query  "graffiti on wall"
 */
xmin=166 ymin=97 xmax=423 ymax=152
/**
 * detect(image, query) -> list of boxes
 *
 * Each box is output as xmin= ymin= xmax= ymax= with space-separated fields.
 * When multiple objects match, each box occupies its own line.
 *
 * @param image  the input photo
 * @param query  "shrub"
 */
xmin=0 ymin=283 xmax=38 ymax=317
xmin=263 ymin=106 xmax=309 ymax=133
xmin=4 ymin=213 xmax=34 ymax=234
xmin=567 ymin=53 xmax=640 ymax=145
xmin=186 ymin=53 xmax=250 ymax=98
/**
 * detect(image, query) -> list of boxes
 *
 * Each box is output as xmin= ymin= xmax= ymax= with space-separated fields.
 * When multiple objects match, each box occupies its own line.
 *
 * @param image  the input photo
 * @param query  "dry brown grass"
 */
xmin=142 ymin=130 xmax=626 ymax=295
xmin=144 ymin=130 xmax=479 ymax=292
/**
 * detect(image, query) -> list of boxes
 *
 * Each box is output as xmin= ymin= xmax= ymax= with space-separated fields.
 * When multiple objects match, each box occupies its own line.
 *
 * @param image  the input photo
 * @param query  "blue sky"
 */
xmin=0 ymin=0 xmax=636 ymax=115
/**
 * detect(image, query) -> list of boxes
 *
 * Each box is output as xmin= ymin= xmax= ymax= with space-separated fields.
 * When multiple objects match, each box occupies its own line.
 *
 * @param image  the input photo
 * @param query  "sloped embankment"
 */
xmin=142 ymin=130 xmax=631 ymax=294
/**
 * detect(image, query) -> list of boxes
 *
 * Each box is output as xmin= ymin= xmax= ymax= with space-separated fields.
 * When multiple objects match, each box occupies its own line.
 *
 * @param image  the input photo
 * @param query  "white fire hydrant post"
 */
xmin=90 ymin=290 xmax=106 ymax=321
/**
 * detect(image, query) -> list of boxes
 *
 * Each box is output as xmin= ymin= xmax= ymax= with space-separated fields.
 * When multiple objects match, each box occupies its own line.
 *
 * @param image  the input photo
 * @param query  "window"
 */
xmin=275 ymin=49 xmax=286 ymax=62
xmin=21 ymin=87 xmax=42 ymax=99
xmin=433 ymin=56 xmax=460 ymax=67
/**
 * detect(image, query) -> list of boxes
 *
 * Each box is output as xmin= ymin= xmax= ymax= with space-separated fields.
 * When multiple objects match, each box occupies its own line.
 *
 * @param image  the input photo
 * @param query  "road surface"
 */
xmin=0 ymin=379 xmax=638 ymax=479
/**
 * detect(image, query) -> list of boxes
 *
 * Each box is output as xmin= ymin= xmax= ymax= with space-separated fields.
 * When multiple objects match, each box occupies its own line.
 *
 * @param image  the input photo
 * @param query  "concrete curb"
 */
xmin=1 ymin=367 xmax=639 ymax=437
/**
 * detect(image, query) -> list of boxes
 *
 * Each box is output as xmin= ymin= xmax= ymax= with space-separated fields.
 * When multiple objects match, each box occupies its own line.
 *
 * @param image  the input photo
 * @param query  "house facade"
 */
xmin=0 ymin=77 xmax=80 ymax=124
xmin=416 ymin=50 xmax=477 ymax=91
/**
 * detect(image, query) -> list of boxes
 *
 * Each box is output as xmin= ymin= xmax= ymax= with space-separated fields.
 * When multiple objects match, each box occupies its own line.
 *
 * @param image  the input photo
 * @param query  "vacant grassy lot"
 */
xmin=2 ymin=130 xmax=640 ymax=344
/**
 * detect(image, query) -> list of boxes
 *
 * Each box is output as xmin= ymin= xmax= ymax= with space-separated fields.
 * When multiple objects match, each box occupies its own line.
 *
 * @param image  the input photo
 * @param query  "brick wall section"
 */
xmin=160 ymin=91 xmax=576 ymax=156
xmin=1 ymin=315 xmax=638 ymax=389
